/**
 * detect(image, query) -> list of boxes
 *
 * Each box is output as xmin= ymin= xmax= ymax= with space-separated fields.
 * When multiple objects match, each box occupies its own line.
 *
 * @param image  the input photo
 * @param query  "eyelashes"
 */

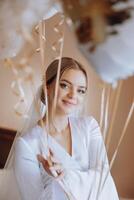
xmin=59 ymin=82 xmax=86 ymax=95
xmin=59 ymin=82 xmax=69 ymax=89
xmin=77 ymin=89 xmax=86 ymax=94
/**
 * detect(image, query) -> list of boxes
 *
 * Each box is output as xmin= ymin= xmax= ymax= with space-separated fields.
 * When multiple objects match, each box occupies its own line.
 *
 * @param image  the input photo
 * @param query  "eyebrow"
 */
xmin=60 ymin=79 xmax=87 ymax=89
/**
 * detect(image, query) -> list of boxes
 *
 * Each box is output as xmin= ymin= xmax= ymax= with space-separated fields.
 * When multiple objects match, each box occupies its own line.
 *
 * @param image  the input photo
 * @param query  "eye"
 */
xmin=59 ymin=82 xmax=69 ymax=89
xmin=77 ymin=88 xmax=86 ymax=95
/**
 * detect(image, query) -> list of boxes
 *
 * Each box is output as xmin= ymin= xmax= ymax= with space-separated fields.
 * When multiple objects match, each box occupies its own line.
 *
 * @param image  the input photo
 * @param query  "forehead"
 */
xmin=60 ymin=68 xmax=87 ymax=87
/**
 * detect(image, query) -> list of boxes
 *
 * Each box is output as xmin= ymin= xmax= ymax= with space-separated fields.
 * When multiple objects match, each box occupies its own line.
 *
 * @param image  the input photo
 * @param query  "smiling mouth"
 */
xmin=62 ymin=100 xmax=77 ymax=106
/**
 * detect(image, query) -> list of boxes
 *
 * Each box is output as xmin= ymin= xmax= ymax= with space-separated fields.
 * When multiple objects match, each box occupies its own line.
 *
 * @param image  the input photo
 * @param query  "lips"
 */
xmin=62 ymin=99 xmax=77 ymax=106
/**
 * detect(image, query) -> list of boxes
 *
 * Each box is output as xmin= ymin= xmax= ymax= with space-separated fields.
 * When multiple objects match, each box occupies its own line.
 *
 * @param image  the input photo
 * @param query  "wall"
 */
xmin=108 ymin=76 xmax=134 ymax=198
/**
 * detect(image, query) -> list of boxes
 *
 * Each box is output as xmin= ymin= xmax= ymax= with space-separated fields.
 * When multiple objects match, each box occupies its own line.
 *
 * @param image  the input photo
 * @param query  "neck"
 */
xmin=43 ymin=110 xmax=69 ymax=134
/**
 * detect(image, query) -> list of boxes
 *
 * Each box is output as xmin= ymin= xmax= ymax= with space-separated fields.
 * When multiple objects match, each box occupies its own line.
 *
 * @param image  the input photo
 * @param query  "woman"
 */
xmin=14 ymin=57 xmax=119 ymax=200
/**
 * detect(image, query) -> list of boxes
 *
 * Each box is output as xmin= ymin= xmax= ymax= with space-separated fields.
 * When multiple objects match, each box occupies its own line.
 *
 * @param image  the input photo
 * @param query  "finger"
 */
xmin=37 ymin=154 xmax=45 ymax=163
xmin=37 ymin=154 xmax=49 ymax=167
xmin=49 ymin=167 xmax=58 ymax=177
xmin=49 ymin=149 xmax=61 ymax=165
xmin=49 ymin=167 xmax=62 ymax=174
xmin=56 ymin=171 xmax=65 ymax=180
xmin=46 ymin=156 xmax=53 ymax=166
xmin=51 ymin=164 xmax=63 ymax=171
xmin=49 ymin=148 xmax=54 ymax=157
xmin=50 ymin=155 xmax=60 ymax=163
xmin=45 ymin=167 xmax=54 ymax=177
xmin=49 ymin=148 xmax=59 ymax=161
xmin=37 ymin=155 xmax=57 ymax=178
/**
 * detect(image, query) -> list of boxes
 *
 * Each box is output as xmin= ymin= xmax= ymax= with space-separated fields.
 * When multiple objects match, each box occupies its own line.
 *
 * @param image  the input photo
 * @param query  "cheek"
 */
xmin=57 ymin=88 xmax=67 ymax=98
xmin=78 ymin=95 xmax=86 ymax=104
xmin=56 ymin=90 xmax=63 ymax=104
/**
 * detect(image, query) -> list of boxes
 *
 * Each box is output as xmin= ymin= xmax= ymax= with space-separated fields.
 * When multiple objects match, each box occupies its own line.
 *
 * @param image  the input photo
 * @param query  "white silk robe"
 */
xmin=14 ymin=116 xmax=119 ymax=200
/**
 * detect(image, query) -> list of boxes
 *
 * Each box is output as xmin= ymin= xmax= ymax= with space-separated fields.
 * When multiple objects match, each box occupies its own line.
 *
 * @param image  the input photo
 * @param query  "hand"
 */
xmin=37 ymin=149 xmax=65 ymax=180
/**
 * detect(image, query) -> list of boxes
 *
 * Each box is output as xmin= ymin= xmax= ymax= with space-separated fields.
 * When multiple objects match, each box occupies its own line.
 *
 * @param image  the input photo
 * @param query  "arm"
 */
xmin=62 ymin=117 xmax=119 ymax=200
xmin=87 ymin=117 xmax=109 ymax=171
xmin=14 ymin=137 xmax=52 ymax=200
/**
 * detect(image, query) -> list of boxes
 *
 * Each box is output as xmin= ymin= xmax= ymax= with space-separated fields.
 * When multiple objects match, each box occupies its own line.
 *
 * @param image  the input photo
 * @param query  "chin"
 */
xmin=58 ymin=105 xmax=76 ymax=115
xmin=57 ymin=100 xmax=80 ymax=115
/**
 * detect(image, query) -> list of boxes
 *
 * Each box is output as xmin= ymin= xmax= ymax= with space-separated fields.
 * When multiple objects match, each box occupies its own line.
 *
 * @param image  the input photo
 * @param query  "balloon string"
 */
xmin=38 ymin=16 xmax=75 ymax=200
xmin=51 ymin=16 xmax=65 ymax=56
xmin=52 ymin=15 xmax=65 ymax=117
xmin=106 ymin=80 xmax=123 ymax=151
xmin=100 ymin=83 xmax=106 ymax=131
xmin=95 ymin=85 xmax=111 ymax=200
xmin=110 ymin=99 xmax=134 ymax=169
xmin=100 ymin=98 xmax=134 ymax=192
xmin=4 ymin=58 xmax=31 ymax=118
xmin=38 ymin=20 xmax=50 ymax=156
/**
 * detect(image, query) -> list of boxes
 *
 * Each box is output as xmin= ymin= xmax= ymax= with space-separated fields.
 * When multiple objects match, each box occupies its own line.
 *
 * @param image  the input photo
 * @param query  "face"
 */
xmin=47 ymin=68 xmax=87 ymax=116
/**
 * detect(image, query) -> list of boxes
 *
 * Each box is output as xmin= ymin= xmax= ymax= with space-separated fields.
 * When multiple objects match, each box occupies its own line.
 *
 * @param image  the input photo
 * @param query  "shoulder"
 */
xmin=22 ymin=125 xmax=42 ymax=142
xmin=15 ymin=125 xmax=42 ymax=155
xmin=71 ymin=115 xmax=99 ymax=129
xmin=85 ymin=116 xmax=100 ymax=130
xmin=71 ymin=115 xmax=101 ymax=138
xmin=84 ymin=116 xmax=102 ymax=139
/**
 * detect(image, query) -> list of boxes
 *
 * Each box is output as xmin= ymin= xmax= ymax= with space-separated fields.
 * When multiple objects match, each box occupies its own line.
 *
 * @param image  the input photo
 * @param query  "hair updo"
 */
xmin=41 ymin=57 xmax=88 ymax=104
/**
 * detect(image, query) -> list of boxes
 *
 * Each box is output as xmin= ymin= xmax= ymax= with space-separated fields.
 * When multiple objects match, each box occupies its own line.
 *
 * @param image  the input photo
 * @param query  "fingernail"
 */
xmin=37 ymin=154 xmax=42 ymax=162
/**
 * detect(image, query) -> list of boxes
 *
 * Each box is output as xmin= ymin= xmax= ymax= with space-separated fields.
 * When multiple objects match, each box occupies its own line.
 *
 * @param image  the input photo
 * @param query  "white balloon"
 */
xmin=0 ymin=0 xmax=59 ymax=59
xmin=78 ymin=0 xmax=134 ymax=84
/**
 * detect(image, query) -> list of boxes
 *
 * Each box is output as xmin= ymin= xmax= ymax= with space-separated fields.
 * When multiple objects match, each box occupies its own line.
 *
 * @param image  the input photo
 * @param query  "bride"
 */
xmin=10 ymin=57 xmax=119 ymax=199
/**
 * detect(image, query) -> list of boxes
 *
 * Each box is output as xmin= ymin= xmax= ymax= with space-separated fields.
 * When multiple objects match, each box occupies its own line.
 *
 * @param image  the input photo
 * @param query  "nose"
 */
xmin=68 ymin=88 xmax=77 ymax=99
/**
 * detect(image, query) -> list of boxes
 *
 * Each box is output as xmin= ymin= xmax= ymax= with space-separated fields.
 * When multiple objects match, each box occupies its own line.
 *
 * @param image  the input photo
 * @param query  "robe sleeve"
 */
xmin=62 ymin=117 xmax=119 ymax=200
xmin=14 ymin=137 xmax=52 ymax=200
xmin=87 ymin=117 xmax=109 ymax=171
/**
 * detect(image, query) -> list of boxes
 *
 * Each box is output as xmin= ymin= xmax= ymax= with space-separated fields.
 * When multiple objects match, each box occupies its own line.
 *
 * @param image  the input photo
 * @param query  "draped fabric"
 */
xmin=13 ymin=116 xmax=119 ymax=200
